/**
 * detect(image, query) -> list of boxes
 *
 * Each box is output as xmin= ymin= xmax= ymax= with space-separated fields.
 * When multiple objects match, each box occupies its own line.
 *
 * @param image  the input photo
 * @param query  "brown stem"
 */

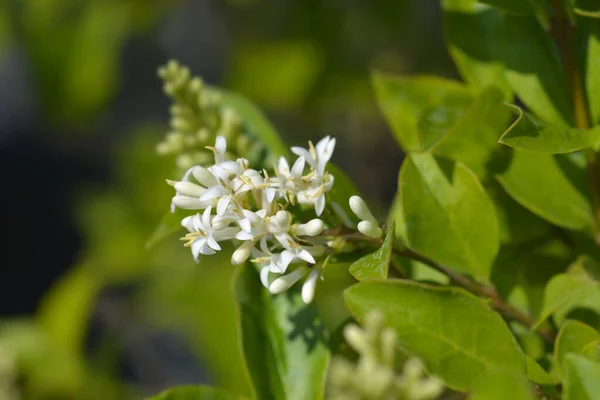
xmin=552 ymin=0 xmax=600 ymax=243
xmin=394 ymin=248 xmax=556 ymax=344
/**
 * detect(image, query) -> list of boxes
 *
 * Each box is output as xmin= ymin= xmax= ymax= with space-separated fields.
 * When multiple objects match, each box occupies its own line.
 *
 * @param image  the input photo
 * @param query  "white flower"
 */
xmin=182 ymin=206 xmax=239 ymax=261
xmin=291 ymin=135 xmax=336 ymax=176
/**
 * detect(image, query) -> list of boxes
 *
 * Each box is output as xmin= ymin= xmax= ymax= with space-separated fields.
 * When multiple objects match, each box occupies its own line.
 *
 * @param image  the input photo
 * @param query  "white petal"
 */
xmin=191 ymin=239 xmax=205 ymax=261
xmin=191 ymin=166 xmax=217 ymax=187
xmin=215 ymin=136 xmax=227 ymax=155
xmin=273 ymin=250 xmax=296 ymax=274
xmin=260 ymin=267 xmax=271 ymax=288
xmin=291 ymin=147 xmax=314 ymax=167
xmin=277 ymin=157 xmax=290 ymax=175
xmin=315 ymin=194 xmax=325 ymax=216
xmin=207 ymin=235 xmax=221 ymax=251
xmin=232 ymin=240 xmax=255 ymax=265
xmin=301 ymin=268 xmax=320 ymax=304
xmin=235 ymin=231 xmax=254 ymax=241
xmin=269 ymin=267 xmax=308 ymax=294
xmin=181 ymin=216 xmax=194 ymax=231
xmin=298 ymin=249 xmax=316 ymax=264
xmin=256 ymin=209 xmax=268 ymax=219
xmin=216 ymin=196 xmax=231 ymax=216
xmin=198 ymin=186 xmax=223 ymax=202
xmin=238 ymin=218 xmax=252 ymax=233
xmin=201 ymin=206 xmax=212 ymax=228
xmin=259 ymin=237 xmax=271 ymax=255
xmin=220 ymin=160 xmax=241 ymax=174
xmin=265 ymin=187 xmax=277 ymax=203
xmin=172 ymin=195 xmax=204 ymax=210
xmin=291 ymin=156 xmax=306 ymax=177
xmin=174 ymin=181 xmax=205 ymax=198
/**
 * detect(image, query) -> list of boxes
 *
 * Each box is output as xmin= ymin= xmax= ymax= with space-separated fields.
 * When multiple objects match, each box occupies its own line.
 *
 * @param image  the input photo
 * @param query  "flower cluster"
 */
xmin=157 ymin=61 xmax=266 ymax=169
xmin=169 ymin=134 xmax=336 ymax=303
xmin=328 ymin=311 xmax=444 ymax=400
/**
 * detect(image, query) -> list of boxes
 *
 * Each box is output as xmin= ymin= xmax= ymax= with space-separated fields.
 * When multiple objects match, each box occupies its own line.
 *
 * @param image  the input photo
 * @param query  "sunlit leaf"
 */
xmin=470 ymin=368 xmax=535 ymax=400
xmin=496 ymin=150 xmax=593 ymax=230
xmin=349 ymin=221 xmax=394 ymax=281
xmin=499 ymin=104 xmax=600 ymax=153
xmin=555 ymin=320 xmax=600 ymax=377
xmin=235 ymin=266 xmax=330 ymax=400
xmin=372 ymin=71 xmax=474 ymax=152
xmin=344 ymin=280 xmax=525 ymax=391
xmin=525 ymin=355 xmax=558 ymax=384
xmin=399 ymin=153 xmax=499 ymax=281
xmin=564 ymin=354 xmax=600 ymax=399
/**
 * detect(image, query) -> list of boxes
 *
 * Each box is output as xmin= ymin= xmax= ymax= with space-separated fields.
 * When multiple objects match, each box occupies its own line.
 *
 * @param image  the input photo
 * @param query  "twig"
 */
xmin=393 ymin=248 xmax=556 ymax=345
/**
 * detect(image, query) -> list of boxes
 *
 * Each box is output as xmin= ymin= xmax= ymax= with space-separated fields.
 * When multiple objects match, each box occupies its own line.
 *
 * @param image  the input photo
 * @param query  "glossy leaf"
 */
xmin=431 ymin=85 xmax=510 ymax=178
xmin=499 ymin=104 xmax=600 ymax=153
xmin=536 ymin=258 xmax=600 ymax=328
xmin=555 ymin=320 xmax=600 ymax=377
xmin=564 ymin=354 xmax=600 ymax=399
xmin=442 ymin=0 xmax=511 ymax=97
xmin=500 ymin=15 xmax=573 ymax=127
xmin=148 ymin=385 xmax=245 ymax=400
xmin=470 ymin=369 xmax=535 ymax=400
xmin=344 ymin=280 xmax=525 ymax=391
xmin=399 ymin=153 xmax=499 ymax=281
xmin=349 ymin=221 xmax=394 ymax=281
xmin=371 ymin=71 xmax=474 ymax=152
xmin=496 ymin=150 xmax=593 ymax=230
xmin=582 ymin=341 xmax=600 ymax=363
xmin=235 ymin=265 xmax=329 ymax=400
xmin=525 ymin=355 xmax=558 ymax=384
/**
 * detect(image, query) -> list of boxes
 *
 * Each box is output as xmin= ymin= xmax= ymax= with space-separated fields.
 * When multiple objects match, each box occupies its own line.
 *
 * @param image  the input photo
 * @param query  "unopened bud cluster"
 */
xmin=157 ymin=61 xmax=265 ymax=169
xmin=169 ymin=134 xmax=336 ymax=303
xmin=328 ymin=311 xmax=444 ymax=400
xmin=349 ymin=196 xmax=383 ymax=238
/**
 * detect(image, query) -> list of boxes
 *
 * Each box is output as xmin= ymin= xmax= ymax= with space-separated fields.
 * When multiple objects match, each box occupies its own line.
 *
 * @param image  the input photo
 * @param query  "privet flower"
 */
xmin=157 ymin=61 xmax=266 ymax=169
xmin=168 ymin=135 xmax=337 ymax=303
xmin=328 ymin=311 xmax=444 ymax=400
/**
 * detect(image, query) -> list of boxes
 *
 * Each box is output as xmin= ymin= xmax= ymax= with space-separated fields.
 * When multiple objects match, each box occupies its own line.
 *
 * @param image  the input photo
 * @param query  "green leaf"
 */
xmin=442 ymin=0 xmax=511 ymax=98
xmin=478 ymin=0 xmax=549 ymax=15
xmin=207 ymin=87 xmax=289 ymax=158
xmin=235 ymin=265 xmax=330 ymax=400
xmin=498 ymin=104 xmax=600 ymax=153
xmin=496 ymin=150 xmax=594 ymax=230
xmin=500 ymin=15 xmax=573 ymax=127
xmin=431 ymin=85 xmax=510 ymax=179
xmin=525 ymin=355 xmax=558 ymax=384
xmin=555 ymin=320 xmax=600 ymax=377
xmin=564 ymin=354 xmax=600 ymax=399
xmin=586 ymin=26 xmax=600 ymax=125
xmin=470 ymin=369 xmax=535 ymax=400
xmin=582 ymin=341 xmax=600 ymax=363
xmin=399 ymin=153 xmax=499 ymax=281
xmin=349 ymin=221 xmax=394 ymax=281
xmin=535 ymin=257 xmax=600 ymax=328
xmin=344 ymin=280 xmax=525 ymax=391
xmin=371 ymin=71 xmax=474 ymax=152
xmin=148 ymin=385 xmax=245 ymax=400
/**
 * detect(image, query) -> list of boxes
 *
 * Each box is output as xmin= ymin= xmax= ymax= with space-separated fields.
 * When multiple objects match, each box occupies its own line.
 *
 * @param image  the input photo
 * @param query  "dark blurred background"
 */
xmin=0 ymin=0 xmax=454 ymax=398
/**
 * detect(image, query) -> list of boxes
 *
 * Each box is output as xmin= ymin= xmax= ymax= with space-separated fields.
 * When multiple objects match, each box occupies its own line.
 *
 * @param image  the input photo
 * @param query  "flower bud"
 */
xmin=172 ymin=195 xmax=209 ymax=210
xmin=191 ymin=166 xmax=217 ymax=187
xmin=232 ymin=240 xmax=255 ymax=265
xmin=301 ymin=268 xmax=320 ymax=304
xmin=344 ymin=325 xmax=369 ymax=355
xmin=269 ymin=267 xmax=308 ymax=294
xmin=349 ymin=195 xmax=377 ymax=223
xmin=174 ymin=181 xmax=204 ymax=198
xmin=357 ymin=221 xmax=383 ymax=239
xmin=293 ymin=219 xmax=324 ymax=237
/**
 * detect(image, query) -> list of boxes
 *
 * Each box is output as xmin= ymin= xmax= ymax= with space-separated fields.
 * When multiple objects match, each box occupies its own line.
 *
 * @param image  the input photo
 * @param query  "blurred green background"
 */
xmin=0 ymin=0 xmax=454 ymax=398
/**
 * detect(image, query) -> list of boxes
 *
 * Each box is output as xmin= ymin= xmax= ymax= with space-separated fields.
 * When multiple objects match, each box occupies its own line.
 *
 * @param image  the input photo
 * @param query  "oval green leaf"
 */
xmin=582 ymin=341 xmax=600 ymax=363
xmin=470 ymin=369 xmax=535 ymax=400
xmin=349 ymin=220 xmax=394 ymax=281
xmin=498 ymin=104 xmax=600 ymax=153
xmin=399 ymin=153 xmax=499 ymax=281
xmin=344 ymin=280 xmax=525 ymax=391
xmin=235 ymin=265 xmax=330 ymax=400
xmin=496 ymin=150 xmax=594 ymax=230
xmin=555 ymin=320 xmax=600 ymax=378
xmin=371 ymin=71 xmax=474 ymax=152
xmin=525 ymin=355 xmax=558 ymax=384
xmin=564 ymin=354 xmax=600 ymax=399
